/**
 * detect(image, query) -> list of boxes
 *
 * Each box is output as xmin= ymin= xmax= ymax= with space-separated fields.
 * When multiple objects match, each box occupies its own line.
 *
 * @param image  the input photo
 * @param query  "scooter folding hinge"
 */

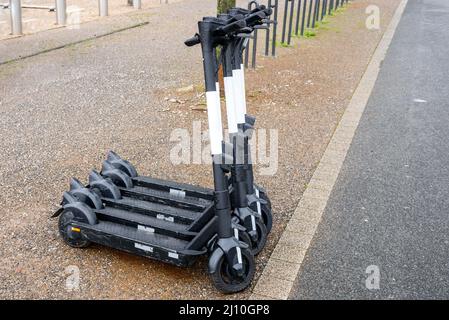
xmin=247 ymin=193 xmax=267 ymax=207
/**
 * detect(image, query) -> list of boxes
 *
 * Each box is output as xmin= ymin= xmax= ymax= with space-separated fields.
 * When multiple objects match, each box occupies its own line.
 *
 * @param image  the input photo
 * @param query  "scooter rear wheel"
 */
xmin=261 ymin=204 xmax=273 ymax=234
xmin=211 ymin=248 xmax=255 ymax=294
xmin=58 ymin=211 xmax=91 ymax=248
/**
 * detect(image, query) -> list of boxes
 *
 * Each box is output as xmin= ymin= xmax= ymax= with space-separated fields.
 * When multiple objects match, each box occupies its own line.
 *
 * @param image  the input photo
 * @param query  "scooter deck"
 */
xmin=65 ymin=175 xmax=217 ymax=267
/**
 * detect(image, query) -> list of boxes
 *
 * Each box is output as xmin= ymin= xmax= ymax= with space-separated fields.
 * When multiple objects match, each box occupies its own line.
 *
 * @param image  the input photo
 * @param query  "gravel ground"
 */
xmin=0 ymin=0 xmax=399 ymax=299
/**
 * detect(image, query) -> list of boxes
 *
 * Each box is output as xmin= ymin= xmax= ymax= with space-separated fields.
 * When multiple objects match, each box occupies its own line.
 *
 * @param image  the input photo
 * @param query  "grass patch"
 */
xmin=304 ymin=30 xmax=316 ymax=38
xmin=275 ymin=41 xmax=293 ymax=48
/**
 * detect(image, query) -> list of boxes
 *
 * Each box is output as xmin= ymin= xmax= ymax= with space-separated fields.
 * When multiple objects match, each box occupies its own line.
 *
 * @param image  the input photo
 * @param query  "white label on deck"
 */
xmin=135 ymin=243 xmax=153 ymax=253
xmin=168 ymin=252 xmax=179 ymax=259
xmin=137 ymin=225 xmax=155 ymax=233
xmin=156 ymin=214 xmax=175 ymax=223
xmin=170 ymin=189 xmax=186 ymax=199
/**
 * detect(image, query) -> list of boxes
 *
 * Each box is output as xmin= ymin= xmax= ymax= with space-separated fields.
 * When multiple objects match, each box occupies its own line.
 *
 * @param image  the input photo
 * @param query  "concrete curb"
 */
xmin=249 ymin=0 xmax=409 ymax=300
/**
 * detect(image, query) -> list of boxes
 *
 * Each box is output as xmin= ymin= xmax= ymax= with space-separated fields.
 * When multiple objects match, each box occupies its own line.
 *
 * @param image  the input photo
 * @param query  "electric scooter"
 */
xmin=53 ymin=10 xmax=270 ymax=293
xmin=88 ymin=7 xmax=273 ymax=255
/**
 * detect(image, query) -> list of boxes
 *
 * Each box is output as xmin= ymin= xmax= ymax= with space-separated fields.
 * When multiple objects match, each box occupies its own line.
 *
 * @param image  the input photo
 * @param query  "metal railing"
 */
xmin=244 ymin=0 xmax=350 ymax=68
xmin=1 ymin=0 xmax=160 ymax=36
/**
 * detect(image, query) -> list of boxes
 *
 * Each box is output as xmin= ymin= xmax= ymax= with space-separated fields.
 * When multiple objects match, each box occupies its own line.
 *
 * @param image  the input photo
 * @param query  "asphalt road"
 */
xmin=291 ymin=0 xmax=449 ymax=299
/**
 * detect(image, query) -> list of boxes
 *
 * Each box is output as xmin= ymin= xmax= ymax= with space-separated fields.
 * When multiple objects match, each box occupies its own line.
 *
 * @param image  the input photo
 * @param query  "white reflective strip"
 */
xmin=168 ymin=252 xmax=179 ymax=259
xmin=135 ymin=243 xmax=153 ymax=253
xmin=255 ymin=188 xmax=262 ymax=215
xmin=236 ymin=246 xmax=243 ymax=264
xmin=138 ymin=225 xmax=155 ymax=233
xmin=240 ymin=65 xmax=247 ymax=115
xmin=224 ymin=77 xmax=238 ymax=134
xmin=232 ymin=69 xmax=246 ymax=124
xmin=251 ymin=215 xmax=256 ymax=231
xmin=206 ymin=88 xmax=224 ymax=155
xmin=234 ymin=228 xmax=239 ymax=240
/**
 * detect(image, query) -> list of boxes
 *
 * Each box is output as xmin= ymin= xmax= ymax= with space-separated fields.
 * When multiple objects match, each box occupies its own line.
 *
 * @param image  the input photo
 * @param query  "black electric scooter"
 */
xmin=53 ymin=10 xmax=270 ymax=293
xmin=85 ymin=7 xmax=273 ymax=255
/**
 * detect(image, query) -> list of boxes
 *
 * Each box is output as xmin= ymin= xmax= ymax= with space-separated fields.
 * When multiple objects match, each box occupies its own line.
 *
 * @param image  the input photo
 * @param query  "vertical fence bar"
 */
xmin=271 ymin=0 xmax=279 ymax=56
xmin=10 ymin=0 xmax=22 ymax=35
xmin=99 ymin=0 xmax=108 ymax=16
xmin=281 ymin=0 xmax=289 ymax=44
xmin=306 ymin=0 xmax=313 ymax=28
xmin=56 ymin=0 xmax=67 ymax=25
xmin=315 ymin=0 xmax=321 ymax=22
xmin=300 ymin=0 xmax=306 ymax=35
xmin=287 ymin=0 xmax=294 ymax=45
xmin=321 ymin=0 xmax=327 ymax=20
xmin=251 ymin=28 xmax=258 ymax=69
xmin=295 ymin=0 xmax=301 ymax=35
xmin=311 ymin=0 xmax=317 ymax=28
xmin=264 ymin=0 xmax=272 ymax=56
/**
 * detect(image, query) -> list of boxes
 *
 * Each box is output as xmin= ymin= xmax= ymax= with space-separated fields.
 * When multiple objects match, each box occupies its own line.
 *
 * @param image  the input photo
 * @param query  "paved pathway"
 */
xmin=291 ymin=0 xmax=449 ymax=299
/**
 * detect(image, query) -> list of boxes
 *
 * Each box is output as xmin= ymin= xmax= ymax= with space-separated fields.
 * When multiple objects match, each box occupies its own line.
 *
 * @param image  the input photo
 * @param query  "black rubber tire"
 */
xmin=250 ymin=219 xmax=268 ymax=256
xmin=58 ymin=211 xmax=91 ymax=248
xmin=261 ymin=204 xmax=273 ymax=234
xmin=211 ymin=248 xmax=255 ymax=294
xmin=259 ymin=190 xmax=272 ymax=211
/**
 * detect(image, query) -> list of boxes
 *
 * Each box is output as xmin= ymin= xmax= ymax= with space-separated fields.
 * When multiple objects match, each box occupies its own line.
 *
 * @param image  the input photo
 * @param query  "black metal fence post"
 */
xmin=295 ymin=0 xmax=302 ymax=36
xmin=265 ymin=0 xmax=273 ymax=56
xmin=252 ymin=28 xmax=258 ymax=68
xmin=321 ymin=0 xmax=327 ymax=20
xmin=281 ymin=0 xmax=290 ymax=44
xmin=271 ymin=0 xmax=279 ymax=56
xmin=306 ymin=0 xmax=313 ymax=28
xmin=311 ymin=0 xmax=317 ymax=28
xmin=315 ymin=0 xmax=321 ymax=22
xmin=300 ymin=0 xmax=307 ymax=35
xmin=287 ymin=0 xmax=295 ymax=45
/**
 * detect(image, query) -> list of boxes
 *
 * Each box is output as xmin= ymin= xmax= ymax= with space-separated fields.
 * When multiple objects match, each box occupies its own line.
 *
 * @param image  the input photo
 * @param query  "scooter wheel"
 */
xmin=58 ymin=211 xmax=91 ymax=248
xmin=211 ymin=248 xmax=255 ymax=294
xmin=250 ymin=219 xmax=268 ymax=256
xmin=238 ymin=230 xmax=252 ymax=248
xmin=259 ymin=191 xmax=272 ymax=211
xmin=261 ymin=204 xmax=273 ymax=234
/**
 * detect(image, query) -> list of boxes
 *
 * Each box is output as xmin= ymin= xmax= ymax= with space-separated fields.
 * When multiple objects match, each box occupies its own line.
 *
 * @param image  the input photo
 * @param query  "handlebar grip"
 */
xmin=185 ymin=34 xmax=201 ymax=47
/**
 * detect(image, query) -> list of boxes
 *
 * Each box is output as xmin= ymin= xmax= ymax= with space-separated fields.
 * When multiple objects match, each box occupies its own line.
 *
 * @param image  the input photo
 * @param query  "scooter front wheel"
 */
xmin=250 ymin=219 xmax=268 ymax=256
xmin=58 ymin=211 xmax=91 ymax=248
xmin=211 ymin=248 xmax=255 ymax=294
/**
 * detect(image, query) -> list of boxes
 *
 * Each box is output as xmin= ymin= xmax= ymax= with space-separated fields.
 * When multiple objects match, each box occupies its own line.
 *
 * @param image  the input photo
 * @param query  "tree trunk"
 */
xmin=216 ymin=0 xmax=236 ymax=96
xmin=217 ymin=0 xmax=236 ymax=14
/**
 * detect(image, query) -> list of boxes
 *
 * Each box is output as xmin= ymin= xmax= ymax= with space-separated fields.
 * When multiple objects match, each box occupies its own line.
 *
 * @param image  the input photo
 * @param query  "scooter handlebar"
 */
xmin=214 ymin=19 xmax=247 ymax=36
xmin=184 ymin=34 xmax=201 ymax=47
